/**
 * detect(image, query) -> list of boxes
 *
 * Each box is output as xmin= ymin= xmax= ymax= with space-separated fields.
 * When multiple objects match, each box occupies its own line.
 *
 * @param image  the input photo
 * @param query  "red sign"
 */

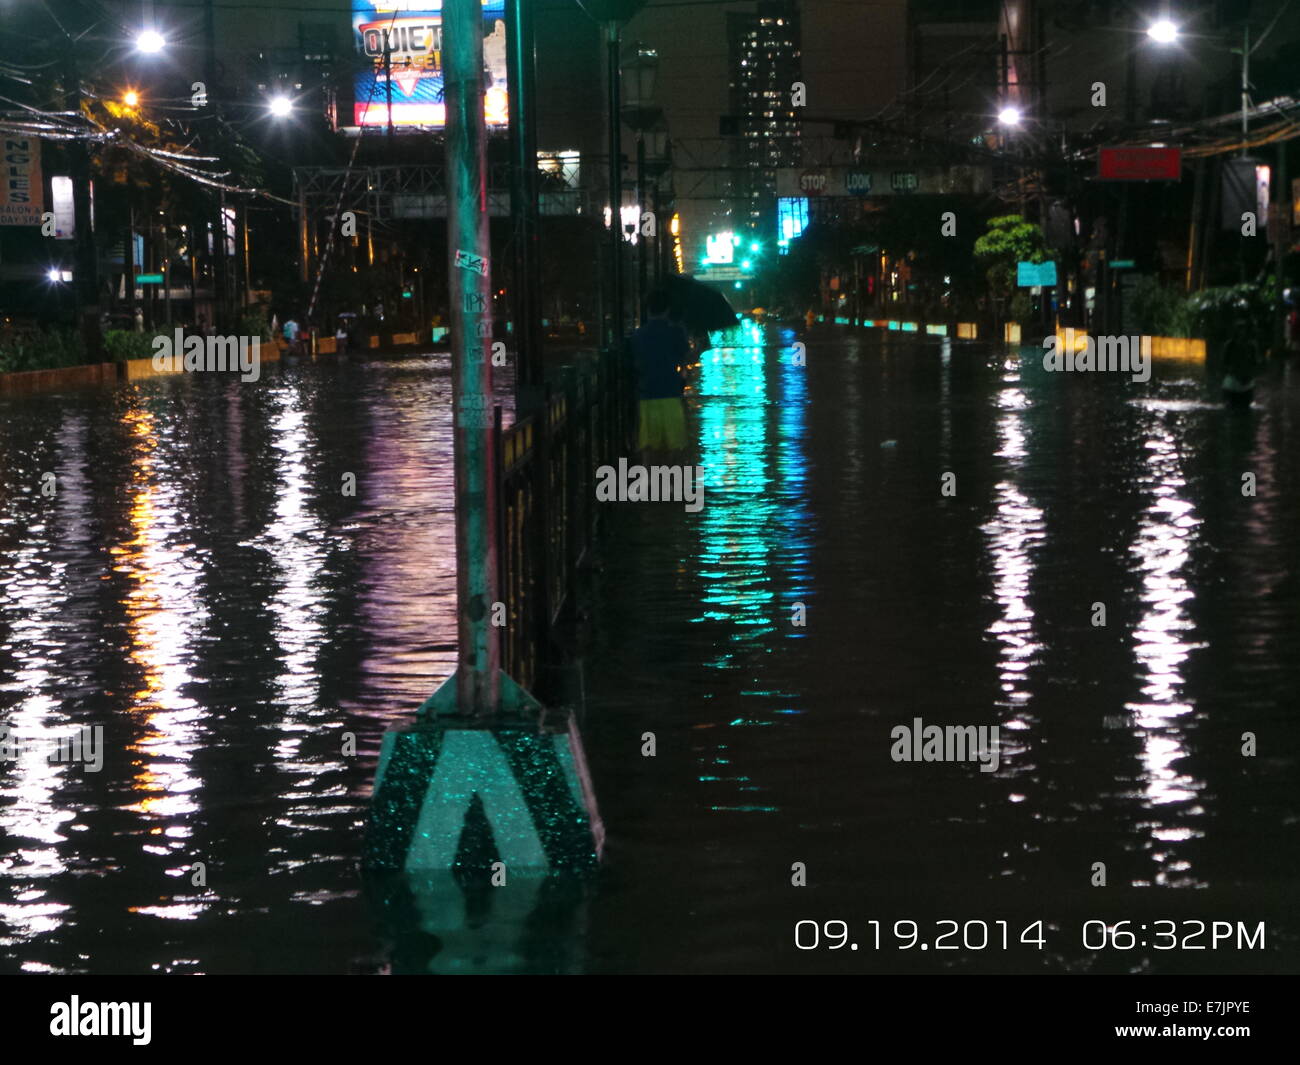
xmin=799 ymin=170 xmax=828 ymax=195
xmin=1098 ymin=147 xmax=1182 ymax=181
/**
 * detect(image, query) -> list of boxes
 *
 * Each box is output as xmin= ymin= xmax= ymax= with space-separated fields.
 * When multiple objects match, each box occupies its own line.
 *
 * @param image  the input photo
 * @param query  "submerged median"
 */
xmin=0 ymin=318 xmax=276 ymax=396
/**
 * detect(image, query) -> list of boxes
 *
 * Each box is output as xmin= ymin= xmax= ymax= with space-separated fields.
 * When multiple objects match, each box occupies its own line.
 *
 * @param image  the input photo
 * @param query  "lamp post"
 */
xmin=506 ymin=0 xmax=544 ymax=412
xmin=1146 ymin=18 xmax=1261 ymax=287
xmin=644 ymin=125 xmax=670 ymax=286
xmin=1145 ymin=18 xmax=1251 ymax=157
xmin=576 ymin=1 xmax=647 ymax=350
xmin=621 ymin=45 xmax=660 ymax=324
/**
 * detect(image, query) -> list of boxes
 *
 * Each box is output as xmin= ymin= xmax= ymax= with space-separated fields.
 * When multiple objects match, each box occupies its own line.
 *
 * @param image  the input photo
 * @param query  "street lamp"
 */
xmin=997 ymin=105 xmax=1022 ymax=127
xmin=122 ymin=89 xmax=140 ymax=108
xmin=268 ymin=95 xmax=293 ymax=118
xmin=1146 ymin=19 xmax=1178 ymax=45
xmin=135 ymin=29 xmax=165 ymax=53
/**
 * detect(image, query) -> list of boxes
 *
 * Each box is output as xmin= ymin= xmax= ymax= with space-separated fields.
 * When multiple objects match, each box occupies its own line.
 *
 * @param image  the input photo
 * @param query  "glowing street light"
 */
xmin=997 ymin=105 xmax=1022 ymax=127
xmin=268 ymin=95 xmax=293 ymax=118
xmin=123 ymin=89 xmax=140 ymax=108
xmin=1147 ymin=19 xmax=1179 ymax=44
xmin=136 ymin=29 xmax=165 ymax=53
xmin=46 ymin=267 xmax=62 ymax=283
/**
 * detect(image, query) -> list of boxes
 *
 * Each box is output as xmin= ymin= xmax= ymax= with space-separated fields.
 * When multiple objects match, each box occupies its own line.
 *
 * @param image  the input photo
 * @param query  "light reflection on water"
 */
xmin=693 ymin=321 xmax=812 ymax=813
xmin=0 ymin=334 xmax=1295 ymax=974
xmin=1125 ymin=414 xmax=1207 ymax=887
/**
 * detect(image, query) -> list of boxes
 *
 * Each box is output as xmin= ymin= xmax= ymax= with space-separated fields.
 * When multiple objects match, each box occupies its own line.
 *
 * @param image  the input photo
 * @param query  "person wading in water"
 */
xmin=630 ymin=288 xmax=691 ymax=459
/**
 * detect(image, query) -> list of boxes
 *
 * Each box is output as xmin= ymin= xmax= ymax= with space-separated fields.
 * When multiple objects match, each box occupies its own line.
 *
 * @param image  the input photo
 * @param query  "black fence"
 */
xmin=494 ymin=347 xmax=633 ymax=696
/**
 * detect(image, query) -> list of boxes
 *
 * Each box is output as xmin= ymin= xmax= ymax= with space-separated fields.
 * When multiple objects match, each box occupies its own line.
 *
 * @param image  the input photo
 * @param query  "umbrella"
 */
xmin=663 ymin=274 xmax=740 ymax=334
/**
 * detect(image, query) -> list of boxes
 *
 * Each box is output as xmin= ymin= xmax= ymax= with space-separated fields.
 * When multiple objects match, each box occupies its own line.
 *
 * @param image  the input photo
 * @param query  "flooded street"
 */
xmin=2 ymin=328 xmax=1297 ymax=973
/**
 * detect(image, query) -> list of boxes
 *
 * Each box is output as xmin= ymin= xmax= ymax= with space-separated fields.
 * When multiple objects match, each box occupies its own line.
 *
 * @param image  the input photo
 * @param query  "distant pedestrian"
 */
xmin=335 ymin=317 xmax=349 ymax=358
xmin=631 ymin=288 xmax=690 ymax=455
xmin=282 ymin=314 xmax=301 ymax=356
xmin=1221 ymin=301 xmax=1258 ymax=409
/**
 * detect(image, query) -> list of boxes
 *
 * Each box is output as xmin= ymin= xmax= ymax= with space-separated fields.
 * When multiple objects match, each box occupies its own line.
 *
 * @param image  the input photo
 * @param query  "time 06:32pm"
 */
xmin=794 ymin=920 xmax=1266 ymax=951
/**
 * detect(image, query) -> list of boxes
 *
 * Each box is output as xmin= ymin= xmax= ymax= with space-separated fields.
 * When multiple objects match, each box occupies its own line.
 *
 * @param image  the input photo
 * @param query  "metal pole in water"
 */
xmin=362 ymin=0 xmax=602 ymax=878
xmin=445 ymin=0 xmax=500 ymax=718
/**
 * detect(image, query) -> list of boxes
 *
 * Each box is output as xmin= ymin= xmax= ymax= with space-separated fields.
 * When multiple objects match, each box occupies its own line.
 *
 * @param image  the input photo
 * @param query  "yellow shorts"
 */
xmin=638 ymin=397 xmax=688 ymax=451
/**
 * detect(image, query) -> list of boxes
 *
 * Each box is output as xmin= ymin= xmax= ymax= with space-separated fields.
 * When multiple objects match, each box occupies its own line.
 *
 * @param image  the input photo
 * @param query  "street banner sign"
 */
xmin=845 ymin=170 xmax=872 ymax=195
xmin=776 ymin=165 xmax=990 ymax=199
xmin=0 ymin=137 xmax=43 ymax=226
xmin=1098 ymin=147 xmax=1182 ymax=181
xmin=1221 ymin=158 xmax=1269 ymax=230
xmin=798 ymin=170 xmax=829 ymax=195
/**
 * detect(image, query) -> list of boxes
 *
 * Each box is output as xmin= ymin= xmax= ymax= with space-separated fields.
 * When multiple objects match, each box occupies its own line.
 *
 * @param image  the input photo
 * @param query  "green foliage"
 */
xmin=101 ymin=330 xmax=158 ymax=361
xmin=0 ymin=328 xmax=86 ymax=374
xmin=237 ymin=309 xmax=272 ymax=342
xmin=1183 ymin=281 xmax=1274 ymax=344
xmin=1008 ymin=291 xmax=1034 ymax=327
xmin=974 ymin=214 xmax=1050 ymax=302
xmin=1126 ymin=276 xmax=1192 ymax=337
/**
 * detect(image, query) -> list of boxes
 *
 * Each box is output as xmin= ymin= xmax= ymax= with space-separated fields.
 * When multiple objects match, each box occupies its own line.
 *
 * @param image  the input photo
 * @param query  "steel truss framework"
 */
xmin=292 ymin=164 xmax=599 ymax=224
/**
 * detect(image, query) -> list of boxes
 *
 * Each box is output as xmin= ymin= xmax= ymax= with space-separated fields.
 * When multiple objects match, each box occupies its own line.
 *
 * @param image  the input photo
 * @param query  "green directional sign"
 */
xmin=134 ymin=273 xmax=164 ymax=284
xmin=1110 ymin=259 xmax=1136 ymax=269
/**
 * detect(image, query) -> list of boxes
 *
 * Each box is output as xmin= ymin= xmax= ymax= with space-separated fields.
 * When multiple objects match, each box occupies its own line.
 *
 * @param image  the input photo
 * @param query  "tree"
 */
xmin=973 ymin=214 xmax=1050 ymax=326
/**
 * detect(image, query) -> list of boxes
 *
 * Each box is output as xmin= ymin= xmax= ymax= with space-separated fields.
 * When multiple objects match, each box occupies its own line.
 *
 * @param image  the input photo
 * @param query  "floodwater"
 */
xmin=1 ymin=328 xmax=1296 ymax=974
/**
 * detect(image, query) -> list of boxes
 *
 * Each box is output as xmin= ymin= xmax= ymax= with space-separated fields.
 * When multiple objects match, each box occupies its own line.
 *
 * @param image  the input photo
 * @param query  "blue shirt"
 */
xmin=631 ymin=317 xmax=688 ymax=399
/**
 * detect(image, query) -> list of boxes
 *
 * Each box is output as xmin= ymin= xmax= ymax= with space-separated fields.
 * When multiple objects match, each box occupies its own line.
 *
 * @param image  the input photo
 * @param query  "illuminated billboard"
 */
xmin=352 ymin=1 xmax=508 ymax=129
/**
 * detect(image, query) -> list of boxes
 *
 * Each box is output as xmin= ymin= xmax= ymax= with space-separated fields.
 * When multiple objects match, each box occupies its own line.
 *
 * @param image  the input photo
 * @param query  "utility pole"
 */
xmin=445 ymin=0 xmax=499 ymax=717
xmin=362 ymin=0 xmax=603 ymax=879
xmin=124 ymin=193 xmax=136 ymax=326
xmin=606 ymin=21 xmax=623 ymax=349
xmin=204 ymin=0 xmax=228 ymax=329
xmin=50 ymin=2 xmax=101 ymax=358
xmin=1275 ymin=137 xmax=1288 ymax=353
xmin=1241 ymin=24 xmax=1250 ymax=157
xmin=636 ymin=132 xmax=646 ymax=324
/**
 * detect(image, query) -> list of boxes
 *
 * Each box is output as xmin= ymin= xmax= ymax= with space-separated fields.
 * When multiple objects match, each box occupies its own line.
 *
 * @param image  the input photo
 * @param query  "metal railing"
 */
xmin=494 ymin=346 xmax=633 ymax=696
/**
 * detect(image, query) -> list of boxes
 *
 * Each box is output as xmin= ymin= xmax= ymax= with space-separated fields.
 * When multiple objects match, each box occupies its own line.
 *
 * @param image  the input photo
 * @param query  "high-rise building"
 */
xmin=728 ymin=0 xmax=803 ymax=230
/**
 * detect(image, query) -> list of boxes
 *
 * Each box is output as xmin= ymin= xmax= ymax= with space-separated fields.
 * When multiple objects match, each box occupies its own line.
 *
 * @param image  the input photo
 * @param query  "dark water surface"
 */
xmin=1 ymin=328 xmax=1296 ymax=973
